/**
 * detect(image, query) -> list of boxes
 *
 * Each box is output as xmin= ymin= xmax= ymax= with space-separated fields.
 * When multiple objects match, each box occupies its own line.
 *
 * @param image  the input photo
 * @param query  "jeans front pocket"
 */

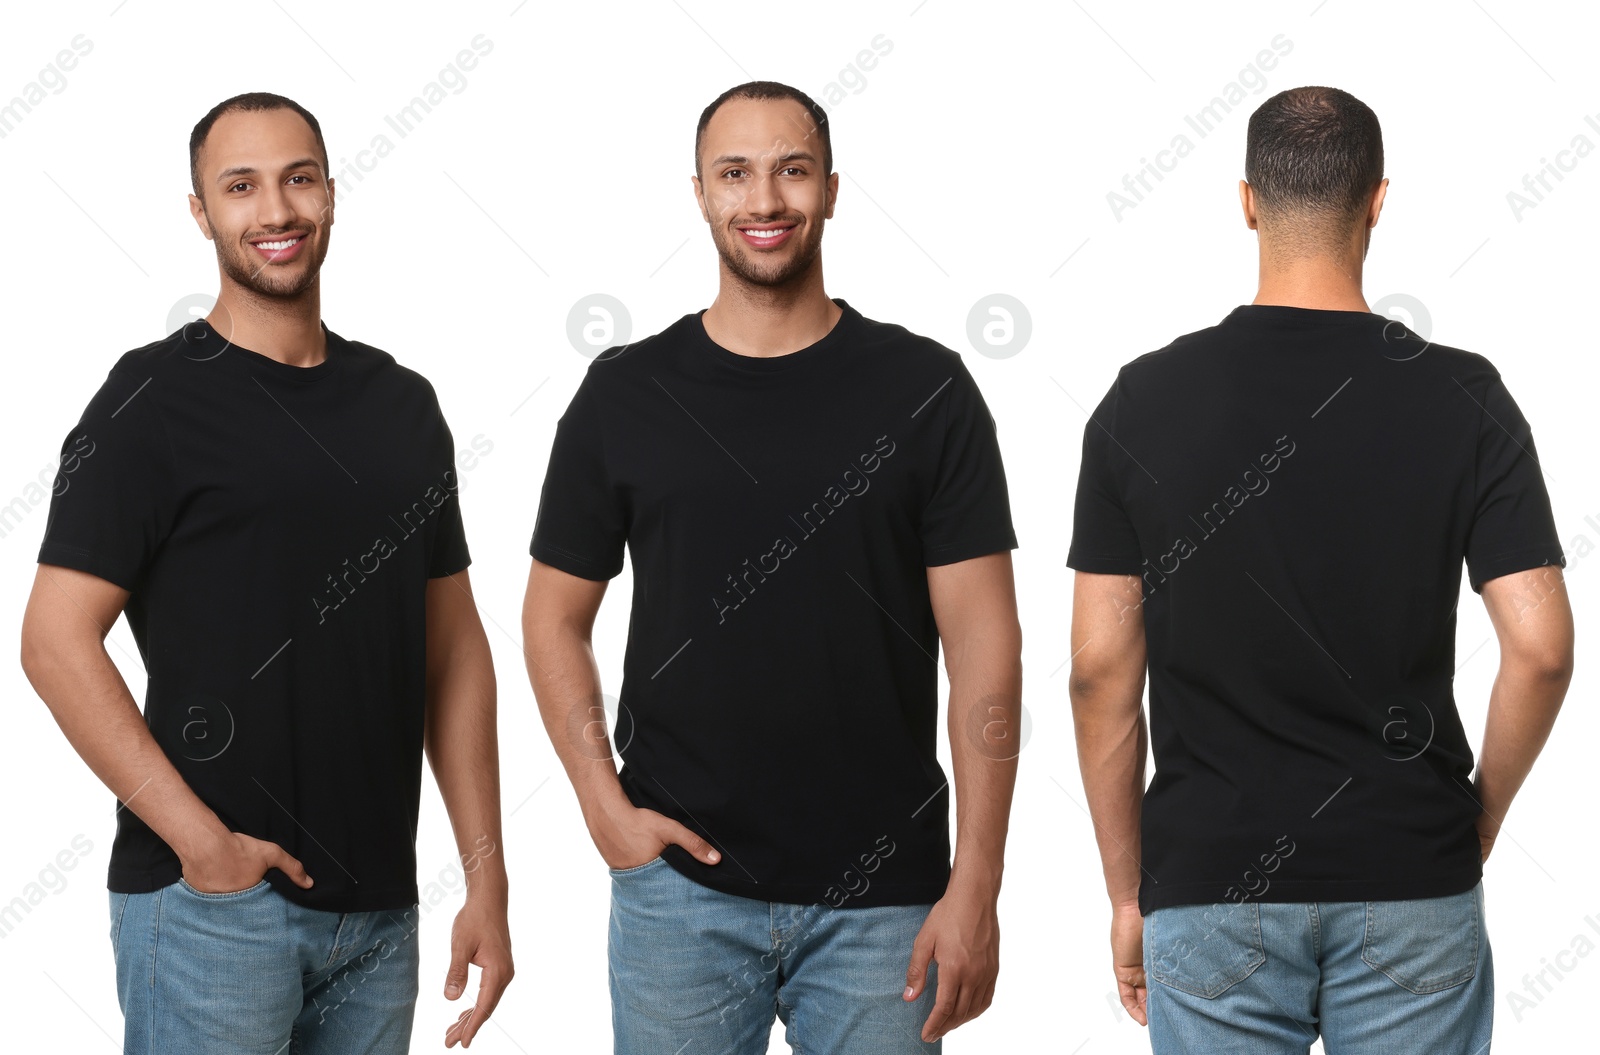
xmin=1147 ymin=901 xmax=1266 ymax=999
xmin=176 ymin=877 xmax=272 ymax=900
xmin=607 ymin=854 xmax=668 ymax=878
xmin=1362 ymin=883 xmax=1481 ymax=994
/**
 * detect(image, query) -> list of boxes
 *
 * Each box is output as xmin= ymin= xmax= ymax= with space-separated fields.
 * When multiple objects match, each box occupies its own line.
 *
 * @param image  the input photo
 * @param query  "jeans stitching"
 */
xmin=607 ymin=855 xmax=668 ymax=877
xmin=1361 ymin=890 xmax=1480 ymax=993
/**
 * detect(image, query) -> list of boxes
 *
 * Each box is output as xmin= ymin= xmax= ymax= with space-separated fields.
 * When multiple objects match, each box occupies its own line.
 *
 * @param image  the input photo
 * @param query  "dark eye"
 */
xmin=287 ymin=175 xmax=310 ymax=185
xmin=782 ymin=166 xmax=804 ymax=176
xmin=723 ymin=168 xmax=746 ymax=179
xmin=228 ymin=182 xmax=251 ymax=193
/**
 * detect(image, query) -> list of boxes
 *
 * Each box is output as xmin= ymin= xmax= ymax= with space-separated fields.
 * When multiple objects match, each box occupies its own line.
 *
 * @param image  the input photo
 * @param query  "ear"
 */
xmin=1238 ymin=180 xmax=1258 ymax=230
xmin=824 ymin=170 xmax=839 ymax=220
xmin=1366 ymin=177 xmax=1388 ymax=230
xmin=189 ymin=193 xmax=213 ymax=240
xmin=692 ymin=174 xmax=710 ymax=224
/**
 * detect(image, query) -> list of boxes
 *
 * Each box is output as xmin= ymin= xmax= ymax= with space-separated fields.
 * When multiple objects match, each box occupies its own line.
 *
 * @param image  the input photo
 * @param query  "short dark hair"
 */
xmin=189 ymin=92 xmax=328 ymax=197
xmin=695 ymin=81 xmax=832 ymax=177
xmin=1245 ymin=86 xmax=1383 ymax=221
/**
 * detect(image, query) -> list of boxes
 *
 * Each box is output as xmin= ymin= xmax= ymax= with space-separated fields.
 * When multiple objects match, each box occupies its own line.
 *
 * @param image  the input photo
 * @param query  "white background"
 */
xmin=1 ymin=1 xmax=1594 ymax=1052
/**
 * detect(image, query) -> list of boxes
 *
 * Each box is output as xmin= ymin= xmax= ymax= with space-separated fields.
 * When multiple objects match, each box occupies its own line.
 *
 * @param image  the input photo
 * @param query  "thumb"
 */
xmin=444 ymin=934 xmax=472 ymax=1000
xmin=665 ymin=821 xmax=720 ymax=865
xmin=905 ymin=931 xmax=934 ymax=1000
xmin=269 ymin=845 xmax=314 ymax=889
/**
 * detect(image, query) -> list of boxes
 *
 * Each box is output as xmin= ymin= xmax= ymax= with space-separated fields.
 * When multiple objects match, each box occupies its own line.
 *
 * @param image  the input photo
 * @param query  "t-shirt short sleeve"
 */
xmin=428 ymin=406 xmax=472 ymax=580
xmin=1464 ymin=372 xmax=1565 ymax=593
xmin=36 ymin=366 xmax=176 ymax=591
xmin=529 ymin=379 xmax=628 ymax=580
xmin=1065 ymin=377 xmax=1144 ymax=576
xmin=918 ymin=359 xmax=1017 ymax=566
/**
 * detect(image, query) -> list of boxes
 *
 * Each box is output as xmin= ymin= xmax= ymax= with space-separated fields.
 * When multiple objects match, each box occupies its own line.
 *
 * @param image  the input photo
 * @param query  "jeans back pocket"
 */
xmin=1147 ymin=901 xmax=1266 ymax=999
xmin=1361 ymin=883 xmax=1481 ymax=994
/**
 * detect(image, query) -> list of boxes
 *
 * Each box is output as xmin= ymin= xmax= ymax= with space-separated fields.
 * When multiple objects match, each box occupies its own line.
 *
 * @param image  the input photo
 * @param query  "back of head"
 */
xmin=1244 ymin=86 xmax=1383 ymax=256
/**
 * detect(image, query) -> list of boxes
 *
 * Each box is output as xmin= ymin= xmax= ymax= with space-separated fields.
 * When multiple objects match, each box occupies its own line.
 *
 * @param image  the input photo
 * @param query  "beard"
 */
xmin=709 ymin=215 xmax=824 ymax=288
xmin=214 ymin=224 xmax=329 ymax=299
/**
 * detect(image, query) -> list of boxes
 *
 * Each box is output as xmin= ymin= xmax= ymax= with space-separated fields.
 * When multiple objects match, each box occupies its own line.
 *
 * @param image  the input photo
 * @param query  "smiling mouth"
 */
xmin=249 ymin=234 xmax=308 ymax=261
xmin=736 ymin=224 xmax=796 ymax=248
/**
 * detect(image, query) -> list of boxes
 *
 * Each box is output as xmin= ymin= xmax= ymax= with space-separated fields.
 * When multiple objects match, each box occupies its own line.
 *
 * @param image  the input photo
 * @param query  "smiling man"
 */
xmin=522 ymin=81 xmax=1022 ymax=1053
xmin=20 ymin=93 xmax=512 ymax=1052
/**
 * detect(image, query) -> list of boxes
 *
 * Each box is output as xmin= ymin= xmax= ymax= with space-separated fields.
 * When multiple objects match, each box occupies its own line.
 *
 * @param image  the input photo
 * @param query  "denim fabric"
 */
xmin=1144 ymin=882 xmax=1493 ymax=1054
xmin=111 ymin=878 xmax=420 ymax=1054
xmin=608 ymin=855 xmax=940 ymax=1054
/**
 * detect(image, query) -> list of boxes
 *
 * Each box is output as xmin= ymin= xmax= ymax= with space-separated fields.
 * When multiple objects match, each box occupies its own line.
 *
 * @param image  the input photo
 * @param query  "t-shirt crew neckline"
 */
xmin=691 ymin=298 xmax=860 ymax=373
xmin=1223 ymin=303 xmax=1384 ymax=329
xmin=179 ymin=319 xmax=340 ymax=381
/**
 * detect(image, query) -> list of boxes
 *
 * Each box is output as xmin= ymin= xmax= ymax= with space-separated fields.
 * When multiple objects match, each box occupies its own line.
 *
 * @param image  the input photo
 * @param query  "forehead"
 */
xmin=198 ymin=108 xmax=322 ymax=177
xmin=700 ymin=97 xmax=822 ymax=163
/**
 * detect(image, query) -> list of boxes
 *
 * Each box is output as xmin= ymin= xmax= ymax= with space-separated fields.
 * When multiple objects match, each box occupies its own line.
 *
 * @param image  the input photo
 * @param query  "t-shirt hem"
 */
xmin=530 ymin=539 xmax=622 ymax=581
xmin=1065 ymin=551 xmax=1144 ymax=576
xmin=662 ymin=854 xmax=947 ymax=908
xmin=1467 ymin=546 xmax=1566 ymax=594
xmin=1140 ymin=867 xmax=1483 ymax=914
xmin=109 ymin=864 xmax=420 ymax=914
xmin=37 ymin=542 xmax=138 ymax=592
xmin=923 ymin=533 xmax=1018 ymax=568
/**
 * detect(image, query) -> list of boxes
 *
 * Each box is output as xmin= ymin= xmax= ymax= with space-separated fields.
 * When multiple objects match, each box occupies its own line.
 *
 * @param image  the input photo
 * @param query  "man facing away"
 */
xmin=521 ymin=81 xmax=1023 ymax=1053
xmin=1067 ymin=86 xmax=1574 ymax=1053
xmin=20 ymin=93 xmax=513 ymax=1052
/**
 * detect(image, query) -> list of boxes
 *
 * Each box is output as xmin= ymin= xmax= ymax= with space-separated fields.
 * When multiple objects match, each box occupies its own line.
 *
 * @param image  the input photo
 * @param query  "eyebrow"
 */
xmin=709 ymin=150 xmax=818 ymax=169
xmin=214 ymin=158 xmax=323 ymax=185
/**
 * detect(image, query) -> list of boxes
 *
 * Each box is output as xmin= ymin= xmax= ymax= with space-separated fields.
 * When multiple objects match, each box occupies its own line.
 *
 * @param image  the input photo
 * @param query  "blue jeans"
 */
xmin=110 ymin=878 xmax=420 ymax=1054
xmin=1144 ymin=882 xmax=1493 ymax=1054
xmin=608 ymin=855 xmax=941 ymax=1054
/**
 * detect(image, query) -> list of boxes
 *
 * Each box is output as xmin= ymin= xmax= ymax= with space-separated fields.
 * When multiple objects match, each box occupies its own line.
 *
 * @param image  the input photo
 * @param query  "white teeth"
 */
xmin=744 ymin=228 xmax=788 ymax=238
xmin=257 ymin=238 xmax=301 ymax=250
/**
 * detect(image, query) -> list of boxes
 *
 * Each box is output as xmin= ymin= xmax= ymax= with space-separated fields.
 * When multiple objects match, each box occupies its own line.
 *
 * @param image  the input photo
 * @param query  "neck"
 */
xmin=701 ymin=259 xmax=841 ymax=357
xmin=1252 ymin=240 xmax=1371 ymax=313
xmin=207 ymin=278 xmax=326 ymax=366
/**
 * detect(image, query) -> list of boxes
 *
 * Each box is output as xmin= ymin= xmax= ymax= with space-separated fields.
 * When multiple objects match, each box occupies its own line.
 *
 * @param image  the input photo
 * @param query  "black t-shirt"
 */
xmin=531 ymin=300 xmax=1016 ymax=907
xmin=1067 ymin=304 xmax=1566 ymax=914
xmin=38 ymin=320 xmax=470 ymax=913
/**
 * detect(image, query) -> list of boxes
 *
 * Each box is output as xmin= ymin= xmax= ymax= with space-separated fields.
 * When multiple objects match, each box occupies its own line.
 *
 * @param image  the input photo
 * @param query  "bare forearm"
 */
xmin=425 ymin=636 xmax=506 ymax=902
xmin=1070 ymin=678 xmax=1147 ymax=907
xmin=22 ymin=640 xmax=229 ymax=860
xmin=524 ymin=622 xmax=629 ymax=823
xmin=945 ymin=652 xmax=1022 ymax=897
xmin=1474 ymin=657 xmax=1572 ymax=826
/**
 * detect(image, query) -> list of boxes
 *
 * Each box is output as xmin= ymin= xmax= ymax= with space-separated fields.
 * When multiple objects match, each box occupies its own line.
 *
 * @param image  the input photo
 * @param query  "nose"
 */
xmin=255 ymin=180 xmax=296 ymax=232
xmin=742 ymin=168 xmax=784 ymax=220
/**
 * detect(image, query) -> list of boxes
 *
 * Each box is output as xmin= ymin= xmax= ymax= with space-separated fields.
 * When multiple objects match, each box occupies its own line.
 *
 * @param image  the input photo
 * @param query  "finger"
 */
xmin=444 ymin=939 xmax=473 ymax=1000
xmin=904 ymin=931 xmax=934 ymax=1000
xmin=444 ymin=1007 xmax=472 ymax=1048
xmin=921 ymin=977 xmax=957 ymax=1043
xmin=946 ymin=974 xmax=978 ymax=1036
xmin=666 ymin=821 xmax=720 ymax=865
xmin=270 ymin=845 xmax=314 ymax=889
xmin=460 ymin=961 xmax=512 ymax=1045
xmin=1119 ymin=980 xmax=1147 ymax=1026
